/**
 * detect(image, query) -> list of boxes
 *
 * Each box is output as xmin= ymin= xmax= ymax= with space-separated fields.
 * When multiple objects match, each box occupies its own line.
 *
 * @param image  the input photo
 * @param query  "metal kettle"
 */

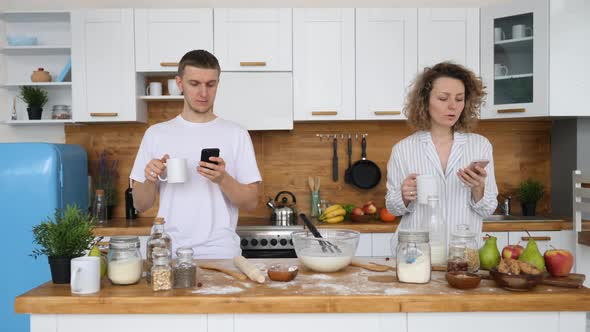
xmin=266 ymin=191 xmax=298 ymax=226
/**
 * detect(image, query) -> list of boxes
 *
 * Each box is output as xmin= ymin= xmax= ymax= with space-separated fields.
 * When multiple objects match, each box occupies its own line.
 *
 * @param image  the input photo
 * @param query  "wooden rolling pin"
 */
xmin=199 ymin=263 xmax=247 ymax=281
xmin=234 ymin=256 xmax=266 ymax=283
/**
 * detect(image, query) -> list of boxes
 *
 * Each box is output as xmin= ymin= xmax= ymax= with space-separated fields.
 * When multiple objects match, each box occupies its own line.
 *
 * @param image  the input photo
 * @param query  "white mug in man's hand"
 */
xmin=416 ymin=174 xmax=439 ymax=205
xmin=70 ymin=256 xmax=100 ymax=294
xmin=158 ymin=158 xmax=187 ymax=183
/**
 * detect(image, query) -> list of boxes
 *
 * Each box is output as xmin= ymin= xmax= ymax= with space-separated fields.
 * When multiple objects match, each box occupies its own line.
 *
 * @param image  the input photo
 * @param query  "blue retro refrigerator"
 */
xmin=0 ymin=143 xmax=89 ymax=332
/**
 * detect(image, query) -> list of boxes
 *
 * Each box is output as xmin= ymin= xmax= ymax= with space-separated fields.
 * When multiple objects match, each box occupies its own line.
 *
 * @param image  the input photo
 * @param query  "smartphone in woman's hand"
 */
xmin=468 ymin=159 xmax=489 ymax=173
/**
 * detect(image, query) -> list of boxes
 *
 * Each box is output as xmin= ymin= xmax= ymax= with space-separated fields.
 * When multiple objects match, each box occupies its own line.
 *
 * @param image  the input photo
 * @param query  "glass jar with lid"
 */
xmin=447 ymin=224 xmax=480 ymax=272
xmin=146 ymin=217 xmax=172 ymax=283
xmin=395 ymin=230 xmax=431 ymax=284
xmin=152 ymin=248 xmax=172 ymax=291
xmin=107 ymin=236 xmax=142 ymax=285
xmin=173 ymin=247 xmax=196 ymax=289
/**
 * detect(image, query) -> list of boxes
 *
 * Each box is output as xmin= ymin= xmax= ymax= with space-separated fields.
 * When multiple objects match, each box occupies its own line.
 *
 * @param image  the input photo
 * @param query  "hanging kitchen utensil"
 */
xmin=332 ymin=135 xmax=338 ymax=182
xmin=350 ymin=136 xmax=381 ymax=189
xmin=344 ymin=134 xmax=353 ymax=184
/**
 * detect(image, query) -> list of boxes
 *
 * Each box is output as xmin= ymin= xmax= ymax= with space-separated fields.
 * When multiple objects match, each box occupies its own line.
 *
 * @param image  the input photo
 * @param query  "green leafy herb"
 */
xmin=18 ymin=86 xmax=49 ymax=108
xmin=518 ymin=178 xmax=544 ymax=204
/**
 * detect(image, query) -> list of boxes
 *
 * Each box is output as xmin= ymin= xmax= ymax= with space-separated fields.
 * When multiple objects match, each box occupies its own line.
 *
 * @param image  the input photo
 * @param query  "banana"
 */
xmin=322 ymin=204 xmax=343 ymax=215
xmin=324 ymin=215 xmax=344 ymax=223
xmin=320 ymin=208 xmax=346 ymax=220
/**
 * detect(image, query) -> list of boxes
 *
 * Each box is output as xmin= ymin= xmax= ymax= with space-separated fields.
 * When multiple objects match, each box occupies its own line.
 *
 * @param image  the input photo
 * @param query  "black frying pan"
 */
xmin=350 ymin=136 xmax=381 ymax=189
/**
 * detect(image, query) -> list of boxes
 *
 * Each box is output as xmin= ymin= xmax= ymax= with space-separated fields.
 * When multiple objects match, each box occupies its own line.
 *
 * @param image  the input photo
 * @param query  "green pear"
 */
xmin=89 ymin=245 xmax=107 ymax=278
xmin=518 ymin=237 xmax=545 ymax=271
xmin=479 ymin=235 xmax=501 ymax=270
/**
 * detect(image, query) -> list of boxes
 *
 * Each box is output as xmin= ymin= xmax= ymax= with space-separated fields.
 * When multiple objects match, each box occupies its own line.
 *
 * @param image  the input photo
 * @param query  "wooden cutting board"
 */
xmin=479 ymin=271 xmax=586 ymax=288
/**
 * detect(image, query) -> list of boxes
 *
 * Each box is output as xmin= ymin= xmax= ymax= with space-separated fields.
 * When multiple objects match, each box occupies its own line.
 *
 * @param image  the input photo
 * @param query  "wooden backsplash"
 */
xmin=65 ymin=103 xmax=552 ymax=220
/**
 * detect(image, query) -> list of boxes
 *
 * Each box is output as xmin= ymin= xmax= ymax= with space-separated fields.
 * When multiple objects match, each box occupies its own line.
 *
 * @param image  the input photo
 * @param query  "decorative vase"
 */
xmin=48 ymin=256 xmax=76 ymax=284
xmin=31 ymin=68 xmax=51 ymax=82
xmin=27 ymin=106 xmax=43 ymax=120
xmin=521 ymin=202 xmax=537 ymax=216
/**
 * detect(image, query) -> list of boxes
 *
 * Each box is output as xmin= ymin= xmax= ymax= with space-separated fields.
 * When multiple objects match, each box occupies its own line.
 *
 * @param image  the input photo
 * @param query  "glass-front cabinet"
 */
xmin=480 ymin=0 xmax=548 ymax=119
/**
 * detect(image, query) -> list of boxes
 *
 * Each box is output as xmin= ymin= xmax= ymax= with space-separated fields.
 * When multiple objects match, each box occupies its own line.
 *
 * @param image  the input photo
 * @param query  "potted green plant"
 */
xmin=92 ymin=149 xmax=119 ymax=219
xmin=518 ymin=178 xmax=545 ymax=216
xmin=18 ymin=85 xmax=49 ymax=120
xmin=31 ymin=205 xmax=96 ymax=284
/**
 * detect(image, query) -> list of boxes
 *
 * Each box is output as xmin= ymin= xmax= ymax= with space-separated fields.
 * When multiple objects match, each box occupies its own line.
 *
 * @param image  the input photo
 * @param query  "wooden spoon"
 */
xmin=367 ymin=261 xmax=447 ymax=272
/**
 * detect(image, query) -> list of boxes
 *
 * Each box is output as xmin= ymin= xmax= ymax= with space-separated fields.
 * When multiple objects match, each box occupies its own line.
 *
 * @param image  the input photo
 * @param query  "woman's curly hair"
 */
xmin=403 ymin=62 xmax=486 ymax=133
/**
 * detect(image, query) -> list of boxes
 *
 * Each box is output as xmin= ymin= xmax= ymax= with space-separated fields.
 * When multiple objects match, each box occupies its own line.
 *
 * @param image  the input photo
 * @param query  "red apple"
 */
xmin=351 ymin=207 xmax=365 ymax=216
xmin=362 ymin=201 xmax=377 ymax=215
xmin=502 ymin=244 xmax=524 ymax=259
xmin=544 ymin=249 xmax=574 ymax=277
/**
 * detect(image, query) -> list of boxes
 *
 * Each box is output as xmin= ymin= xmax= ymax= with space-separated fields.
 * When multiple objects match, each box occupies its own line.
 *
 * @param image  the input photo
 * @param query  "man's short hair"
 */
xmin=177 ymin=50 xmax=221 ymax=77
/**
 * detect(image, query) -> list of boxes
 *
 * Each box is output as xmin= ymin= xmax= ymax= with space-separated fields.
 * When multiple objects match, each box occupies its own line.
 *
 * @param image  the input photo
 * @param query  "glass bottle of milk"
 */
xmin=427 ymin=196 xmax=447 ymax=266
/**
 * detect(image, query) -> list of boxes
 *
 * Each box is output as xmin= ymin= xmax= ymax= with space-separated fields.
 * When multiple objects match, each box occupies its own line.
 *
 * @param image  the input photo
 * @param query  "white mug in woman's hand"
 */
xmin=158 ymin=158 xmax=187 ymax=183
xmin=416 ymin=174 xmax=438 ymax=204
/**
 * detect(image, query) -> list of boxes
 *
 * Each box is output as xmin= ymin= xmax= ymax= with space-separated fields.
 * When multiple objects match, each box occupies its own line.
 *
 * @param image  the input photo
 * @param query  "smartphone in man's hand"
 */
xmin=468 ymin=159 xmax=489 ymax=174
xmin=200 ymin=148 xmax=220 ymax=168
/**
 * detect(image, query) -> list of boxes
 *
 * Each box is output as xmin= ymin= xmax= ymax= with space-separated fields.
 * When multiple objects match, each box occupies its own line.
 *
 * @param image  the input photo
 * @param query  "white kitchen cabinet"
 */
xmin=355 ymin=9 xmax=417 ymax=121
xmin=418 ymin=8 xmax=480 ymax=73
xmin=508 ymin=231 xmax=560 ymax=255
xmin=480 ymin=0 xmax=548 ymax=119
xmin=372 ymin=233 xmax=394 ymax=257
xmin=1 ymin=11 xmax=74 ymax=124
xmin=408 ymin=312 xmax=563 ymax=332
xmin=293 ymin=9 xmax=355 ymax=121
xmin=134 ymin=9 xmax=213 ymax=72
xmin=214 ymin=9 xmax=292 ymax=72
xmin=355 ymin=233 xmax=372 ymax=257
xmin=480 ymin=231 xmax=508 ymax=250
xmin=214 ymin=72 xmax=293 ymax=130
xmin=71 ymin=9 xmax=146 ymax=122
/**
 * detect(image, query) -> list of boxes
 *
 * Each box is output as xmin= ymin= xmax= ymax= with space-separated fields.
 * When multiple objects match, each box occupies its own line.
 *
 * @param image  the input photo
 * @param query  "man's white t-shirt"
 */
xmin=130 ymin=115 xmax=261 ymax=259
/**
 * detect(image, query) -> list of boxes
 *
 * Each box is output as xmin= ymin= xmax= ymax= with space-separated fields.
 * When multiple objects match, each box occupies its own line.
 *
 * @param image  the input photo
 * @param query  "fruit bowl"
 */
xmin=446 ymin=272 xmax=481 ymax=289
xmin=489 ymin=268 xmax=544 ymax=291
xmin=291 ymin=229 xmax=359 ymax=273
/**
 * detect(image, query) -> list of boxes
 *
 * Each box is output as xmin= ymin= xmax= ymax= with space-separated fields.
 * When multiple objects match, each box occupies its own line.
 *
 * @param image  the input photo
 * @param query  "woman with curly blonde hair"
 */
xmin=386 ymin=62 xmax=498 ymax=252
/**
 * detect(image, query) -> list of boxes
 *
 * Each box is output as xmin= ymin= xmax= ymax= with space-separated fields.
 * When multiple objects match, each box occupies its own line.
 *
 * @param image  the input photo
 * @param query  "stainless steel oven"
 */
xmin=237 ymin=225 xmax=303 ymax=259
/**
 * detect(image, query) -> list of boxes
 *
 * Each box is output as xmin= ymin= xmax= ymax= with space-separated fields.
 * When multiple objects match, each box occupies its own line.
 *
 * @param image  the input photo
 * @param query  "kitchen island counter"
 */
xmin=15 ymin=258 xmax=589 ymax=332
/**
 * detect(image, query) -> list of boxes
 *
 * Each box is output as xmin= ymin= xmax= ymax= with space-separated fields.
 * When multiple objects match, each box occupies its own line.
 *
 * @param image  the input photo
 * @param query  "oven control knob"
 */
xmin=261 ymin=239 xmax=268 ymax=246
xmin=241 ymin=239 xmax=248 ymax=247
xmin=270 ymin=239 xmax=278 ymax=246
xmin=289 ymin=239 xmax=293 ymax=246
xmin=280 ymin=239 xmax=288 ymax=246
xmin=251 ymin=239 xmax=258 ymax=246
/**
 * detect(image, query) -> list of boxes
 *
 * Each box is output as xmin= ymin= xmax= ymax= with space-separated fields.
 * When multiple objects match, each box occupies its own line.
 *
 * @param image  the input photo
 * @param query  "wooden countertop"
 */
xmin=15 ymin=258 xmax=590 ymax=314
xmin=93 ymin=217 xmax=585 ymax=237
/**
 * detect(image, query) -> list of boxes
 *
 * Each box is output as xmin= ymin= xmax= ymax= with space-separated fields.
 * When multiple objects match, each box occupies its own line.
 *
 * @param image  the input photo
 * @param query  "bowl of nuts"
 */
xmin=490 ymin=258 xmax=544 ymax=291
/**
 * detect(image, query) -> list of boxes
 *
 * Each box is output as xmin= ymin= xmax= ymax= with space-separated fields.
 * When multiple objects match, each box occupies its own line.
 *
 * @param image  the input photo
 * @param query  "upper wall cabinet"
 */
xmin=134 ymin=9 xmax=213 ymax=72
xmin=71 ymin=9 xmax=146 ymax=122
xmin=418 ymin=8 xmax=480 ymax=74
xmin=293 ymin=9 xmax=355 ymax=121
xmin=214 ymin=9 xmax=292 ymax=71
xmin=480 ymin=0 xmax=548 ymax=119
xmin=356 ymin=8 xmax=417 ymax=121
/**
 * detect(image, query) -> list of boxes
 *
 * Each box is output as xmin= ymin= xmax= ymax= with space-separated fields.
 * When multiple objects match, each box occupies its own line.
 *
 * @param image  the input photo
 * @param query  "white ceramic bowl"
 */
xmin=291 ymin=229 xmax=360 ymax=273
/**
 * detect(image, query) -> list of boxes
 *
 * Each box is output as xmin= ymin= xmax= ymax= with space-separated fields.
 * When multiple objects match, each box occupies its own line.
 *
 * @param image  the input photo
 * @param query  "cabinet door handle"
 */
xmin=521 ymin=236 xmax=551 ymax=241
xmin=311 ymin=111 xmax=338 ymax=116
xmin=240 ymin=61 xmax=267 ymax=67
xmin=374 ymin=111 xmax=401 ymax=116
xmin=90 ymin=113 xmax=118 ymax=117
xmin=160 ymin=62 xmax=179 ymax=67
xmin=497 ymin=108 xmax=526 ymax=114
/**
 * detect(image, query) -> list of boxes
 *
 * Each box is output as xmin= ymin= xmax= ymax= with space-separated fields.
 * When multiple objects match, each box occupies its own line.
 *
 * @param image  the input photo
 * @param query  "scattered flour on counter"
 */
xmin=192 ymin=286 xmax=244 ymax=295
xmin=308 ymin=274 xmax=334 ymax=280
xmin=384 ymin=288 xmax=410 ymax=295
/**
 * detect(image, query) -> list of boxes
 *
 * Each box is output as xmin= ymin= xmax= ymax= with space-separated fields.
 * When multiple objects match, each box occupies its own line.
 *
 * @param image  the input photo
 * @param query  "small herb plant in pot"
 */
xmin=31 ymin=205 xmax=96 ymax=284
xmin=518 ymin=178 xmax=544 ymax=216
xmin=18 ymin=85 xmax=49 ymax=120
xmin=92 ymin=150 xmax=119 ymax=219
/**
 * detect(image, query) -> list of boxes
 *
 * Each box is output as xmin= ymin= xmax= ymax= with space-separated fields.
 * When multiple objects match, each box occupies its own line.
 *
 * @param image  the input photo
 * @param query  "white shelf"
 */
xmin=494 ymin=36 xmax=533 ymax=45
xmin=2 ymin=82 xmax=72 ymax=87
xmin=1 ymin=46 xmax=71 ymax=55
xmin=1 ymin=10 xmax=70 ymax=15
xmin=495 ymin=73 xmax=533 ymax=80
xmin=4 ymin=119 xmax=74 ymax=125
xmin=139 ymin=95 xmax=184 ymax=100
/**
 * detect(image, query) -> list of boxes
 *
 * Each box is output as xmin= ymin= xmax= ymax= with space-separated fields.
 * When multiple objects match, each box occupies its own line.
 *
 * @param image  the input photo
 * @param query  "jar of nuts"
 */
xmin=448 ymin=224 xmax=480 ymax=272
xmin=151 ymin=248 xmax=172 ymax=291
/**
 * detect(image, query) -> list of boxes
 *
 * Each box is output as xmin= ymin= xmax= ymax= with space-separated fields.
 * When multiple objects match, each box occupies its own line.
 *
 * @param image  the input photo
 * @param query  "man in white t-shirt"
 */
xmin=130 ymin=50 xmax=261 ymax=259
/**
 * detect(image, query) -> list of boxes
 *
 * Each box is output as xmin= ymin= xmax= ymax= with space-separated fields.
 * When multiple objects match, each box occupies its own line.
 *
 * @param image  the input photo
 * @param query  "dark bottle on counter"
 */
xmin=125 ymin=180 xmax=138 ymax=220
xmin=146 ymin=217 xmax=172 ymax=284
